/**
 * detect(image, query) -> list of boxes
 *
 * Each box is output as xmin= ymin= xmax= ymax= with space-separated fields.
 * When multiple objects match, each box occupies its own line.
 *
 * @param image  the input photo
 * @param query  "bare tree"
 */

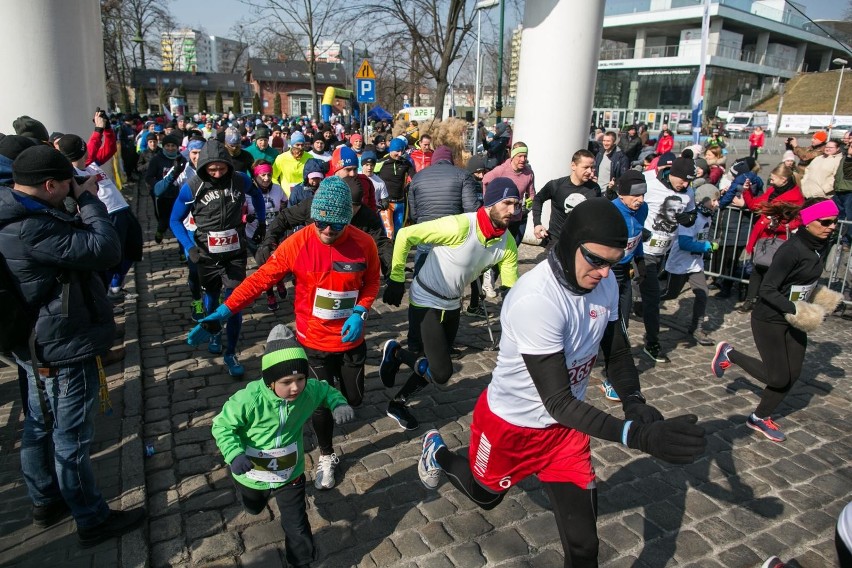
xmin=238 ymin=0 xmax=347 ymax=120
xmin=363 ymin=0 xmax=477 ymax=121
xmin=123 ymin=0 xmax=171 ymax=69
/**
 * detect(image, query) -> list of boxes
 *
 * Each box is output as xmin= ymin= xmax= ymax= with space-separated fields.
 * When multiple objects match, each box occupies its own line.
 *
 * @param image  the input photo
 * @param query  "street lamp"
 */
xmin=474 ymin=0 xmax=498 ymax=149
xmin=495 ymin=0 xmax=506 ymax=123
xmin=340 ymin=39 xmax=368 ymax=129
xmin=829 ymin=57 xmax=848 ymax=138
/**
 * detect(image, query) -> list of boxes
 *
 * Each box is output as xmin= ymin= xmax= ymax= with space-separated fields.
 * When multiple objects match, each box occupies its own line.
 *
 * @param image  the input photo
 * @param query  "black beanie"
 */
xmin=57 ymin=134 xmax=87 ymax=162
xmin=13 ymin=116 xmax=49 ymax=143
xmin=13 ymin=146 xmax=74 ymax=186
xmin=553 ymin=198 xmax=628 ymax=295
xmin=0 ymin=135 xmax=38 ymax=161
xmin=616 ymin=170 xmax=648 ymax=196
xmin=262 ymin=325 xmax=309 ymax=383
xmin=344 ymin=175 xmax=363 ymax=205
xmin=162 ymin=134 xmax=182 ymax=148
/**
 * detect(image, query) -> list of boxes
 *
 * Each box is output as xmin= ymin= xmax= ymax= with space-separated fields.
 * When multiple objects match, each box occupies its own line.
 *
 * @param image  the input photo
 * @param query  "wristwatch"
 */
xmin=353 ymin=306 xmax=368 ymax=321
xmin=624 ymin=391 xmax=646 ymax=404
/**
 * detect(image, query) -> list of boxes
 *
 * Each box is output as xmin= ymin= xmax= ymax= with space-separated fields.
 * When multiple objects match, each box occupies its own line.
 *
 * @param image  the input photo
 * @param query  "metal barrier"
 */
xmin=704 ymin=211 xmax=852 ymax=307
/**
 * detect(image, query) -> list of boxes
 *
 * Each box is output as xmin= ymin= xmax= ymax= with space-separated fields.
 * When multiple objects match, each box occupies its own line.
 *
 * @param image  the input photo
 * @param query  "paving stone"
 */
xmin=716 ymin=544 xmax=762 ymax=567
xmin=241 ymin=520 xmax=285 ymax=551
xmin=479 ymin=527 xmax=530 ymax=563
xmin=190 ymin=531 xmax=243 ymax=563
xmin=185 ymin=510 xmax=223 ymax=541
xmin=391 ymin=530 xmax=431 ymax=558
xmin=444 ymin=511 xmax=493 ymax=540
xmin=150 ymin=537 xmax=188 ymax=568
xmin=149 ymin=512 xmax=182 ymax=544
xmin=447 ymin=541 xmax=487 ymax=567
xmin=368 ymin=538 xmax=401 ymax=565
xmin=238 ymin=545 xmax=283 ymax=567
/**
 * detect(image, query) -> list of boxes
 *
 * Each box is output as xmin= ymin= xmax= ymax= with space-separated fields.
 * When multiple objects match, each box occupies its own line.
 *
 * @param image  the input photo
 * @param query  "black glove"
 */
xmin=641 ymin=228 xmax=652 ymax=242
xmin=245 ymin=213 xmax=257 ymax=224
xmin=253 ymin=222 xmax=266 ymax=245
xmin=379 ymin=198 xmax=389 ymax=210
xmin=187 ymin=246 xmax=201 ymax=264
xmin=175 ymin=154 xmax=188 ymax=172
xmin=675 ymin=209 xmax=697 ymax=227
xmin=626 ymin=414 xmax=706 ymax=464
xmin=255 ymin=246 xmax=272 ymax=265
xmin=634 ymin=258 xmax=647 ymax=284
xmin=382 ymin=279 xmax=405 ymax=306
xmin=230 ymin=454 xmax=253 ymax=475
xmin=622 ymin=396 xmax=663 ymax=424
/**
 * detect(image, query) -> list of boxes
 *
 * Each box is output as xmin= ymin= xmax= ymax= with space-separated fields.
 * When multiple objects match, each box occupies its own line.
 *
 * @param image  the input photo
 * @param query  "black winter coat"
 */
xmin=407 ymin=160 xmax=481 ymax=224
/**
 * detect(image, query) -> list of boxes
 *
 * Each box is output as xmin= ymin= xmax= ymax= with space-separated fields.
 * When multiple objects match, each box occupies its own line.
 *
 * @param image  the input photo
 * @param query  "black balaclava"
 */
xmin=549 ymin=198 xmax=628 ymax=295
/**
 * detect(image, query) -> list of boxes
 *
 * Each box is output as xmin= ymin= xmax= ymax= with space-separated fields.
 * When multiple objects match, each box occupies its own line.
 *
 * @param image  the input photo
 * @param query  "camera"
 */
xmin=74 ymin=175 xmax=92 ymax=185
xmin=785 ymin=137 xmax=794 ymax=151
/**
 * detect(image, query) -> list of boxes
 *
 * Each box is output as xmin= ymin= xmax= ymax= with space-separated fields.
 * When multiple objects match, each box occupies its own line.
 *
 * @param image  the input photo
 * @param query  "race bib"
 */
xmin=207 ymin=228 xmax=240 ymax=254
xmin=244 ymin=444 xmax=298 ymax=483
xmin=312 ymin=288 xmax=358 ymax=320
xmin=566 ymin=353 xmax=597 ymax=401
xmin=645 ymin=231 xmax=673 ymax=255
xmin=789 ymin=283 xmax=816 ymax=302
xmin=625 ymin=234 xmax=642 ymax=255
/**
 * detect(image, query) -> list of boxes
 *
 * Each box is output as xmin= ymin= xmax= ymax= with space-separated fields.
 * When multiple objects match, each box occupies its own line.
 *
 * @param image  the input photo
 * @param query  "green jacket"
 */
xmin=835 ymin=157 xmax=852 ymax=194
xmin=212 ymin=377 xmax=347 ymax=490
xmin=245 ymin=143 xmax=281 ymax=163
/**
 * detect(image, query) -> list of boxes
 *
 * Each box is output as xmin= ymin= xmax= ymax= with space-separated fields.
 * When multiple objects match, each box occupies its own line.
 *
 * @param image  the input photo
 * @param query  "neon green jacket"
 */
xmin=212 ymin=377 xmax=347 ymax=490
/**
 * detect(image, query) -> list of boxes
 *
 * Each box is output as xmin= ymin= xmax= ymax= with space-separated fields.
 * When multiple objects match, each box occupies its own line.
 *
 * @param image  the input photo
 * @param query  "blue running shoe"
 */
xmin=746 ymin=414 xmax=786 ymax=442
xmin=418 ymin=429 xmax=446 ymax=489
xmin=224 ymin=354 xmax=244 ymax=378
xmin=415 ymin=357 xmax=430 ymax=380
xmin=208 ymin=333 xmax=223 ymax=355
xmin=711 ymin=341 xmax=732 ymax=378
xmin=379 ymin=340 xmax=401 ymax=388
xmin=599 ymin=379 xmax=620 ymax=402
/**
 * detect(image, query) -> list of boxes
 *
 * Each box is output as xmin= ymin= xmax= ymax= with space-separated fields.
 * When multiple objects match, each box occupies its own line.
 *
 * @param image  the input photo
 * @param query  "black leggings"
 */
xmin=393 ymin=306 xmax=461 ymax=404
xmin=306 ymin=342 xmax=366 ymax=454
xmin=745 ymin=264 xmax=768 ymax=302
xmin=435 ymin=447 xmax=599 ymax=568
xmin=729 ymin=317 xmax=807 ymax=417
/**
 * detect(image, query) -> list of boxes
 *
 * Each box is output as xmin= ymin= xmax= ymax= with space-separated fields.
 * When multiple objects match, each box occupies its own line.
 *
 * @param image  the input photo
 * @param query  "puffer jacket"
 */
xmin=0 ymin=186 xmax=120 ymax=364
xmin=801 ymin=154 xmax=842 ymax=198
xmin=407 ymin=160 xmax=481 ymax=223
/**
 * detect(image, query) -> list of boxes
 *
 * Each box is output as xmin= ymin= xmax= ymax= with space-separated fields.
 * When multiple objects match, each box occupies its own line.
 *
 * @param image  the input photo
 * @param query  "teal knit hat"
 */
xmin=311 ymin=176 xmax=352 ymax=226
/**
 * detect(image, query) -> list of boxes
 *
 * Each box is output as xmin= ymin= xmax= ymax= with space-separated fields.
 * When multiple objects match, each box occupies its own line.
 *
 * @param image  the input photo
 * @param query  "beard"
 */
xmin=489 ymin=207 xmax=511 ymax=229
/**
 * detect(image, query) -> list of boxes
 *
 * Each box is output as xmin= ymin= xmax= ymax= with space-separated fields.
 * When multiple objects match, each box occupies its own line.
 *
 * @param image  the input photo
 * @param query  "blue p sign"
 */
xmin=356 ymin=79 xmax=376 ymax=103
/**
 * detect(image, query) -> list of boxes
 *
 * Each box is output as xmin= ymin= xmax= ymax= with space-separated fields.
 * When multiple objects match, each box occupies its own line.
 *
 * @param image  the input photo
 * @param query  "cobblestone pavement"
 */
xmin=1 ymin=183 xmax=850 ymax=568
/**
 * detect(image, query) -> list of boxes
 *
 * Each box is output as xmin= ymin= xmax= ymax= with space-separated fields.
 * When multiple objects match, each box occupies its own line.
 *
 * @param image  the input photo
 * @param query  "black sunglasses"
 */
xmin=580 ymin=244 xmax=623 ymax=269
xmin=817 ymin=218 xmax=838 ymax=227
xmin=315 ymin=220 xmax=346 ymax=231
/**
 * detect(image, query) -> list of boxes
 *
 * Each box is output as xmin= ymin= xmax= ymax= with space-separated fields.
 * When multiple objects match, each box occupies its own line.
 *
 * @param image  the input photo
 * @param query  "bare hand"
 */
xmin=534 ymin=225 xmax=548 ymax=239
xmin=789 ymin=138 xmax=798 ymax=148
xmin=94 ymin=112 xmax=108 ymax=129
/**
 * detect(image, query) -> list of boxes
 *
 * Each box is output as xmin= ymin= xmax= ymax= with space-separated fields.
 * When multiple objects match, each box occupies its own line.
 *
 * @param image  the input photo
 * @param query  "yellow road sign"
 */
xmin=356 ymin=59 xmax=375 ymax=79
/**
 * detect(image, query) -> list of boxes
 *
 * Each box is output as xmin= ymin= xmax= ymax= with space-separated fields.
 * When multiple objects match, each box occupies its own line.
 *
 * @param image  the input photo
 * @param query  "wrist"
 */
xmin=621 ymin=420 xmax=634 ymax=445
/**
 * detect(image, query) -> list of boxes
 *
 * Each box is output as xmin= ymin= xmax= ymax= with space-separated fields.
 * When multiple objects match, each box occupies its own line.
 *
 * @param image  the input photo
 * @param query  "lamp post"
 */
xmin=340 ymin=39 xmax=368 ymax=128
xmin=495 ymin=0 xmax=506 ymax=123
xmin=829 ymin=57 xmax=848 ymax=138
xmin=474 ymin=0 xmax=498 ymax=150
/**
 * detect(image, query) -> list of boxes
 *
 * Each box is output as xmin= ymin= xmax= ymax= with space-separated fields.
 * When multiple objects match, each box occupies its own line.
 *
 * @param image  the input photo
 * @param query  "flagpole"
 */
xmin=692 ymin=0 xmax=711 ymax=144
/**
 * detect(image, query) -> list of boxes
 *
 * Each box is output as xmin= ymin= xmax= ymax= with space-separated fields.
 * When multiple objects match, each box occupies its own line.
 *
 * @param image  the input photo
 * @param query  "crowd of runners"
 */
xmin=1 ymin=109 xmax=851 ymax=567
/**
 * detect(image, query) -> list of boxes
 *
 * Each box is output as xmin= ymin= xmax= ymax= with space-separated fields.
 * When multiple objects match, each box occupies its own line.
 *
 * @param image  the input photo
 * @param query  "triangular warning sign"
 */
xmin=356 ymin=59 xmax=375 ymax=79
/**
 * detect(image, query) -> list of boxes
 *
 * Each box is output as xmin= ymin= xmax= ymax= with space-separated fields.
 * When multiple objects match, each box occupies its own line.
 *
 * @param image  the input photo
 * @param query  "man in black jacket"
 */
xmin=595 ymin=131 xmax=630 ymax=198
xmin=0 ymin=146 xmax=146 ymax=546
xmin=618 ymin=125 xmax=643 ymax=164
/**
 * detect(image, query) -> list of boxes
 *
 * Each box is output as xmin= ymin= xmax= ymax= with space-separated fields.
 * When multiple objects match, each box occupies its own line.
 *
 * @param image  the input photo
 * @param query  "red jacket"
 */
xmin=748 ymin=131 xmax=765 ymax=149
xmin=86 ymin=128 xmax=117 ymax=167
xmin=226 ymin=224 xmax=380 ymax=352
xmin=655 ymin=134 xmax=674 ymax=155
xmin=408 ymin=148 xmax=433 ymax=172
xmin=743 ymin=185 xmax=804 ymax=254
xmin=354 ymin=174 xmax=377 ymax=212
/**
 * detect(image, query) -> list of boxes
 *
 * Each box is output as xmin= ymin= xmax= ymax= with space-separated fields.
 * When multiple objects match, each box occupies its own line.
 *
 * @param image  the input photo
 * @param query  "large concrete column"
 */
xmin=755 ymin=32 xmax=770 ymax=65
xmin=795 ymin=43 xmax=808 ymax=72
xmin=820 ymin=50 xmax=834 ymax=72
xmin=634 ymin=28 xmax=647 ymax=59
xmin=513 ymin=0 xmax=606 ymax=243
xmin=0 ymin=0 xmax=106 ymax=141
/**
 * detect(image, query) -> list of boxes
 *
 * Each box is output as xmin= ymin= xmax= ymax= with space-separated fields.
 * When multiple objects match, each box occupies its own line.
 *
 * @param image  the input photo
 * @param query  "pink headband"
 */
xmin=253 ymin=164 xmax=273 ymax=177
xmin=800 ymin=200 xmax=839 ymax=226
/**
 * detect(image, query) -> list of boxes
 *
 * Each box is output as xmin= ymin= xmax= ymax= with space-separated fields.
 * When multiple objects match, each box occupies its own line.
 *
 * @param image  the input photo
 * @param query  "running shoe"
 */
xmin=738 ymin=298 xmax=755 ymax=313
xmin=190 ymin=300 xmax=204 ymax=322
xmin=224 ymin=354 xmax=244 ymax=378
xmin=760 ymin=557 xmax=787 ymax=568
xmin=481 ymin=278 xmax=497 ymax=299
xmin=314 ymin=453 xmax=339 ymax=490
xmin=599 ymin=379 xmax=620 ymax=402
xmin=415 ymin=357 xmax=430 ymax=380
xmin=154 ymin=231 xmax=163 ymax=244
xmin=692 ymin=329 xmax=714 ymax=346
xmin=462 ymin=304 xmax=487 ymax=318
xmin=711 ymin=341 xmax=732 ymax=378
xmin=266 ymin=293 xmax=279 ymax=312
xmin=643 ymin=343 xmax=670 ymax=363
xmin=208 ymin=333 xmax=223 ymax=355
xmin=387 ymin=401 xmax=418 ymax=430
xmin=418 ymin=430 xmax=446 ymax=489
xmin=379 ymin=340 xmax=401 ymax=388
xmin=179 ymin=252 xmax=186 ymax=263
xmin=747 ymin=414 xmax=786 ymax=442
xmin=276 ymin=282 xmax=288 ymax=300
xmin=107 ymin=287 xmax=125 ymax=303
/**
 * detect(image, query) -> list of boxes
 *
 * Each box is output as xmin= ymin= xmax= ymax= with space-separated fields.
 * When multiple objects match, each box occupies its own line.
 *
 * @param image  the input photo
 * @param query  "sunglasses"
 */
xmin=816 ymin=218 xmax=838 ymax=227
xmin=315 ymin=221 xmax=346 ymax=231
xmin=580 ymin=244 xmax=624 ymax=269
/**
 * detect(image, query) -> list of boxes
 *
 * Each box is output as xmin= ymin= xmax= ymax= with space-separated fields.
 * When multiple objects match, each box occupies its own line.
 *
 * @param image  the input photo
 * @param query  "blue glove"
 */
xmin=187 ymin=304 xmax=233 ymax=346
xmin=340 ymin=307 xmax=365 ymax=343
xmin=230 ymin=454 xmax=253 ymax=475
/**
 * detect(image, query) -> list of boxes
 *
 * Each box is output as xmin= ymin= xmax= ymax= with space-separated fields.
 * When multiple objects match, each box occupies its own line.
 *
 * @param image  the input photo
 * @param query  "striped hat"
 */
xmin=262 ymin=325 xmax=309 ymax=382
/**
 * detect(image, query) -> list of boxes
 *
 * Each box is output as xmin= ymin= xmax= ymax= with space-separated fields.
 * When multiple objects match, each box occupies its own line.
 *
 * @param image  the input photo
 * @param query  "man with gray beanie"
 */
xmin=0 ymin=146 xmax=146 ymax=546
xmin=194 ymin=176 xmax=380 ymax=490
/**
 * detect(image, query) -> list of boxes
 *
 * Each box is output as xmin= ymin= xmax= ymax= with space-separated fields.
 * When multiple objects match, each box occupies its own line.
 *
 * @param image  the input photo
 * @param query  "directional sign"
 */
xmin=356 ymin=59 xmax=375 ymax=79
xmin=356 ymin=78 xmax=376 ymax=103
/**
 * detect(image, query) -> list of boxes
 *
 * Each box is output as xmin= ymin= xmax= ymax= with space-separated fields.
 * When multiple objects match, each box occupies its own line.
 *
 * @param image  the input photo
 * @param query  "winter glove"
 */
xmin=230 ymin=454 xmax=253 ymax=475
xmin=810 ymin=285 xmax=843 ymax=314
xmin=341 ymin=308 xmax=366 ymax=343
xmin=641 ymin=228 xmax=653 ymax=242
xmin=784 ymin=301 xmax=826 ymax=332
xmin=383 ymin=279 xmax=405 ymax=306
xmin=379 ymin=198 xmax=390 ymax=210
xmin=255 ymin=246 xmax=272 ymax=265
xmin=252 ymin=222 xmax=267 ymax=245
xmin=625 ymin=414 xmax=706 ymax=464
xmin=187 ymin=246 xmax=201 ymax=264
xmin=622 ymin=397 xmax=664 ymax=424
xmin=188 ymin=304 xmax=233 ymax=345
xmin=245 ymin=213 xmax=257 ymax=224
xmin=705 ymin=241 xmax=719 ymax=253
xmin=634 ymin=258 xmax=647 ymax=284
xmin=675 ymin=209 xmax=697 ymax=227
xmin=332 ymin=404 xmax=355 ymax=425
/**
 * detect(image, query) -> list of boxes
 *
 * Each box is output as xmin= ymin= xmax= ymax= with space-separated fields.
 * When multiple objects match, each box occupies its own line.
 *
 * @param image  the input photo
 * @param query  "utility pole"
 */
xmin=495 ymin=0 xmax=506 ymax=122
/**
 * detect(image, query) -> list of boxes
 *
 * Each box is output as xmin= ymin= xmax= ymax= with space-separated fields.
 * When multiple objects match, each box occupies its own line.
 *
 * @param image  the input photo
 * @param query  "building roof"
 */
xmin=246 ymin=57 xmax=347 ymax=87
xmin=132 ymin=68 xmax=245 ymax=91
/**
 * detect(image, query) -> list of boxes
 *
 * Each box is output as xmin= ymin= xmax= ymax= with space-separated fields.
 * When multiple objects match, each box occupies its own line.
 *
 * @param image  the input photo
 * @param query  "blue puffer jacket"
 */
xmin=0 ymin=186 xmax=120 ymax=364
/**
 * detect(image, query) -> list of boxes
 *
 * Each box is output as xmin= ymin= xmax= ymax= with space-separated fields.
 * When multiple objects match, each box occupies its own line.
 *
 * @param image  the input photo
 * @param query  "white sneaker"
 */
xmin=314 ymin=453 xmax=339 ymax=490
xmin=482 ymin=271 xmax=497 ymax=299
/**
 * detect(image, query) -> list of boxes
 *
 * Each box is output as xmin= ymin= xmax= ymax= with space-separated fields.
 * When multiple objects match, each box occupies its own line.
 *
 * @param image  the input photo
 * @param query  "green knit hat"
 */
xmin=262 ymin=325 xmax=309 ymax=383
xmin=311 ymin=176 xmax=352 ymax=227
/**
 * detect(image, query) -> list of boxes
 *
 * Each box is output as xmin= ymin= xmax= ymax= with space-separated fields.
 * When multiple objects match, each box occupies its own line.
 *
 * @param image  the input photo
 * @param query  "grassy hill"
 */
xmin=754 ymin=70 xmax=851 ymax=114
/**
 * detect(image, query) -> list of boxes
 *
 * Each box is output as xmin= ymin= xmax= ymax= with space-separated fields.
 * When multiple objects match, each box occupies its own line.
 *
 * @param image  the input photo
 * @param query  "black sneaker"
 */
xmin=77 ymin=507 xmax=147 ymax=548
xmin=643 ymin=343 xmax=670 ymax=363
xmin=387 ymin=401 xmax=419 ymax=430
xmin=379 ymin=340 xmax=402 ymax=388
xmin=738 ymin=299 xmax=755 ymax=313
xmin=32 ymin=500 xmax=70 ymax=528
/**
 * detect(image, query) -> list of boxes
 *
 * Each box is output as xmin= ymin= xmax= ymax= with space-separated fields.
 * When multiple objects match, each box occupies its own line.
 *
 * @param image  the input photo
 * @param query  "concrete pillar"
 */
xmin=634 ymin=28 xmax=647 ymax=59
xmin=0 ymin=0 xmax=106 ymax=142
xmin=755 ymin=32 xmax=770 ymax=65
xmin=514 ymin=0 xmax=606 ymax=243
xmin=820 ymin=50 xmax=833 ymax=72
xmin=627 ymin=79 xmax=641 ymax=109
xmin=795 ymin=43 xmax=807 ymax=72
xmin=709 ymin=18 xmax=723 ymax=56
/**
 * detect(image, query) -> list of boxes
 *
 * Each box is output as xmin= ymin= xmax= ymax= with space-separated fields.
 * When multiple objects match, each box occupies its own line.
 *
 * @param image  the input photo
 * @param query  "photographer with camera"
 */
xmin=789 ymin=131 xmax=828 ymax=175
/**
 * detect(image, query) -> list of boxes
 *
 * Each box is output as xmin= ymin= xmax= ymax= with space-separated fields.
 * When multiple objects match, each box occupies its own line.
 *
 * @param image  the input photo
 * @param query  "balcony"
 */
xmin=643 ymin=44 xmax=680 ymax=58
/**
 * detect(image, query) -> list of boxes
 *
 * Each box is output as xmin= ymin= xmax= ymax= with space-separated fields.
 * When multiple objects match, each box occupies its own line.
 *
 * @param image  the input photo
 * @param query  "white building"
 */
xmin=161 ymin=29 xmax=247 ymax=73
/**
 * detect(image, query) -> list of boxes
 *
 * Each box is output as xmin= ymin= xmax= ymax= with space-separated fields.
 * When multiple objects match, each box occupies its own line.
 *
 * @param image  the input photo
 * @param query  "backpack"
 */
xmin=0 ymin=248 xmax=36 ymax=354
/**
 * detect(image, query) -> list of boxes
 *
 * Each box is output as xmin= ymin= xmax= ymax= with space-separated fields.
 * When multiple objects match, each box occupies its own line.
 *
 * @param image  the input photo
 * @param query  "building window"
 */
xmin=163 ymin=78 xmax=170 ymax=84
xmin=201 ymin=79 xmax=209 ymax=85
xmin=175 ymin=78 xmax=183 ymax=84
xmin=264 ymin=70 xmax=272 ymax=77
xmin=149 ymin=77 xmax=156 ymax=84
xmin=329 ymin=74 xmax=337 ymax=80
xmin=317 ymin=73 xmax=324 ymax=79
xmin=278 ymin=71 xmax=286 ymax=77
xmin=228 ymin=80 xmax=235 ymax=87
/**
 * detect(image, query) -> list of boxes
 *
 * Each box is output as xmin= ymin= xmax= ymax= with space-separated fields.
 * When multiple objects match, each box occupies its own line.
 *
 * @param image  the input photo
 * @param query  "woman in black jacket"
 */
xmin=710 ymin=198 xmax=843 ymax=442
